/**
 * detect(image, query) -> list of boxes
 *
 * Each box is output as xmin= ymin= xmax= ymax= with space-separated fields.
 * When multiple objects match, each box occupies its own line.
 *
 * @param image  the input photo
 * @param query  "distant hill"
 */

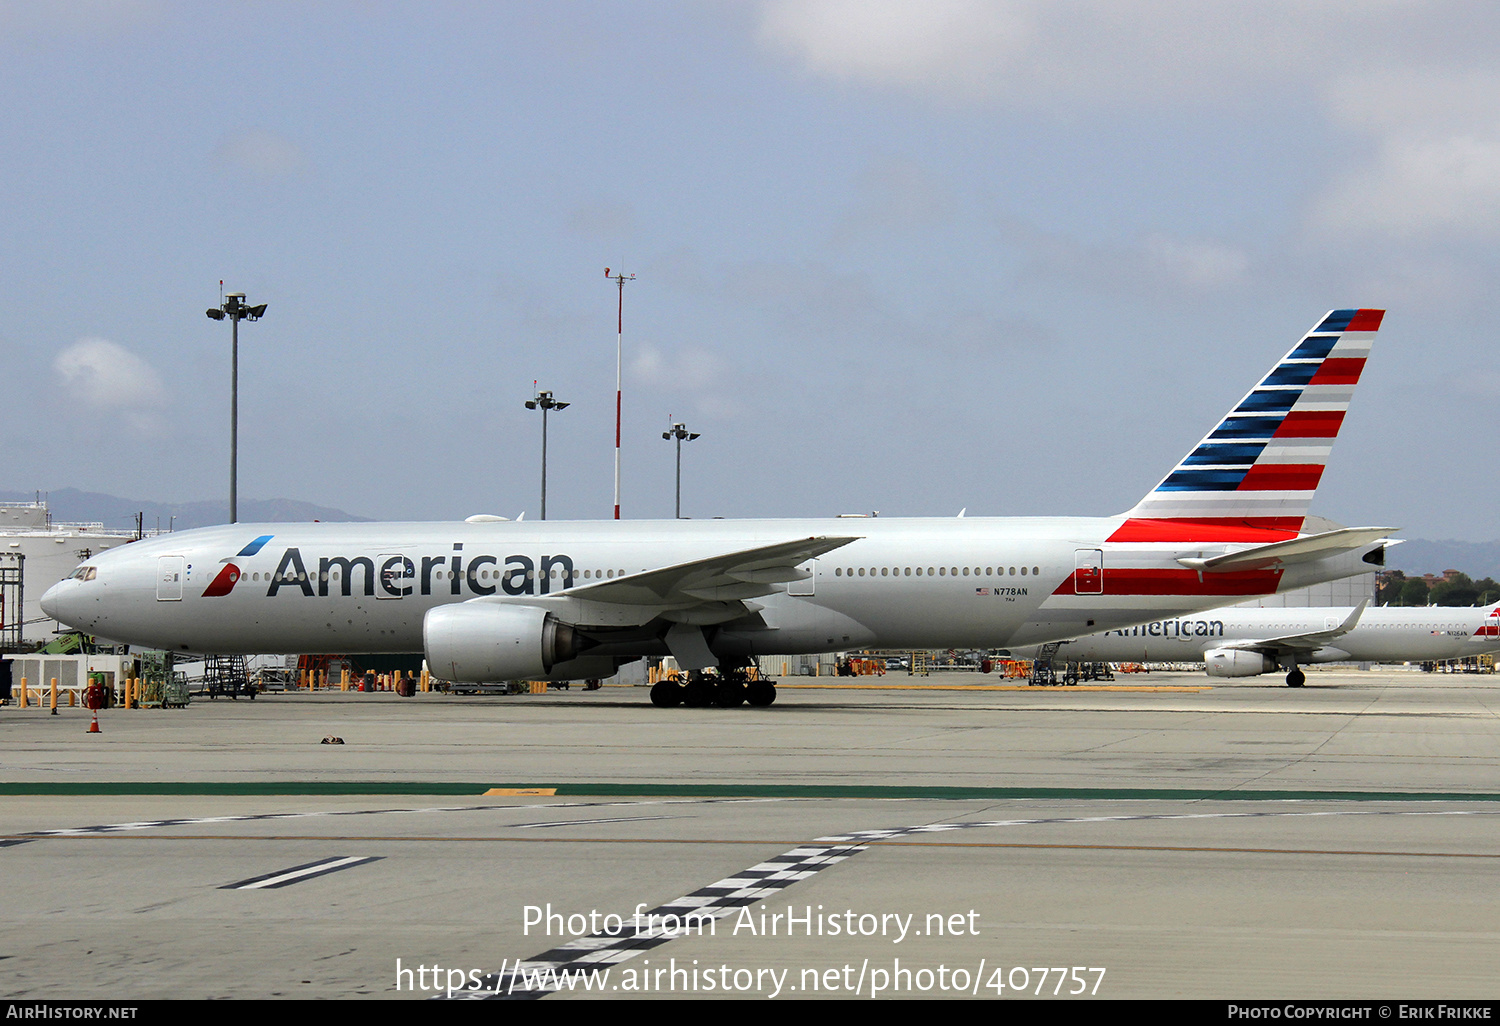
xmin=1385 ymin=539 xmax=1500 ymax=581
xmin=0 ymin=488 xmax=372 ymax=532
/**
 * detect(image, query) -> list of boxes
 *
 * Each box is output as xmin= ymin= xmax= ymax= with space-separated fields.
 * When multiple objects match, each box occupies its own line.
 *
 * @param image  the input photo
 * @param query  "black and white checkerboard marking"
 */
xmin=460 ymin=839 xmax=870 ymax=1000
xmin=222 ymin=855 xmax=384 ymax=890
xmin=0 ymin=797 xmax=770 ymax=848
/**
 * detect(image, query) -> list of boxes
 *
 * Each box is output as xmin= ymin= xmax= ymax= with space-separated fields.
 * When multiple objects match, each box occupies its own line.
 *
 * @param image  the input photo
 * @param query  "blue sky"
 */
xmin=4 ymin=1 xmax=1499 ymax=540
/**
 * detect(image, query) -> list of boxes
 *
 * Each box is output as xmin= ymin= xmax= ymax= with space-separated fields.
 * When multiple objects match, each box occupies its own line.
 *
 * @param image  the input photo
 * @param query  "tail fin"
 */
xmin=1116 ymin=309 xmax=1383 ymax=541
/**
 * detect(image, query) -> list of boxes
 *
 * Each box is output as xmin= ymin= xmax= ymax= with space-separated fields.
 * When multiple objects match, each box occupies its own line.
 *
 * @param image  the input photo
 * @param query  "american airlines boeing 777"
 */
xmin=42 ymin=309 xmax=1394 ymax=708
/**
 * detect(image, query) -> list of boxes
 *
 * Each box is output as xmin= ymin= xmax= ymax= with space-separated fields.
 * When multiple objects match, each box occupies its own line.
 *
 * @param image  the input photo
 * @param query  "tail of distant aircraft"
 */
xmin=1116 ymin=309 xmax=1383 ymax=542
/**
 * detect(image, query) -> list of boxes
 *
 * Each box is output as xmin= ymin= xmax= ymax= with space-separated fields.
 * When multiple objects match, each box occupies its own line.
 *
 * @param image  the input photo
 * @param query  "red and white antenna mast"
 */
xmin=605 ymin=268 xmax=635 ymax=520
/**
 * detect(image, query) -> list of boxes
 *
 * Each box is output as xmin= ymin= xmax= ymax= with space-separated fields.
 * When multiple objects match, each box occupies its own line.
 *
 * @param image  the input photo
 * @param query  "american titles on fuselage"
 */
xmin=1105 ymin=618 xmax=1227 ymax=638
xmin=193 ymin=541 xmax=1055 ymax=601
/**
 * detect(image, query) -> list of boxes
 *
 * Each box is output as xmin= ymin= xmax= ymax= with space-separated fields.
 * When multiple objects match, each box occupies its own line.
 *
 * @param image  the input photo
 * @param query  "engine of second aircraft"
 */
xmin=1203 ymin=648 xmax=1278 ymax=678
xmin=424 ymin=603 xmax=585 ymax=682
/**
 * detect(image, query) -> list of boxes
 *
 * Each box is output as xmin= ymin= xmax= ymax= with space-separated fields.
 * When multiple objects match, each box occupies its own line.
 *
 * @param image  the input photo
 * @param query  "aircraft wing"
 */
xmin=506 ymin=535 xmax=861 ymax=628
xmin=1219 ymin=601 xmax=1367 ymax=655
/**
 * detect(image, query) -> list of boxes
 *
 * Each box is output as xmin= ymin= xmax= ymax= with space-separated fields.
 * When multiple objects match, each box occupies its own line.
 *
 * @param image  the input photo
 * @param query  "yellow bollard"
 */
xmin=18 ymin=677 xmax=26 ymax=709
xmin=50 ymin=677 xmax=58 ymax=715
xmin=341 ymin=668 xmax=349 ymax=692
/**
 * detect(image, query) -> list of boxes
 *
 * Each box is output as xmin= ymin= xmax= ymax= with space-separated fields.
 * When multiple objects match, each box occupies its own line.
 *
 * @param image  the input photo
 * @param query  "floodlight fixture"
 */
xmin=661 ymin=420 xmax=700 ymax=519
xmin=527 ymin=388 xmax=569 ymax=519
xmin=205 ymin=288 xmax=267 ymax=523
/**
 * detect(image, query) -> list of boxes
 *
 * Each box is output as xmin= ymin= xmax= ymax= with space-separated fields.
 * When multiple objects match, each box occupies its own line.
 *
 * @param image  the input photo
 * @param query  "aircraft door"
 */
xmin=157 ymin=556 xmax=184 ymax=601
xmin=787 ymin=559 xmax=816 ymax=596
xmin=1074 ymin=549 xmax=1103 ymax=595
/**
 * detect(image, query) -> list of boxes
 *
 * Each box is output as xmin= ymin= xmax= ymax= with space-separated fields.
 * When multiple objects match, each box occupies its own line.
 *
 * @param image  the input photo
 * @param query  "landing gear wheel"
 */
xmin=650 ymin=680 xmax=683 ymax=707
xmin=682 ymin=673 xmax=716 ymax=708
xmin=714 ymin=679 xmax=747 ymax=707
xmin=745 ymin=680 xmax=776 ymax=707
xmin=1286 ymin=669 xmax=1306 ymax=688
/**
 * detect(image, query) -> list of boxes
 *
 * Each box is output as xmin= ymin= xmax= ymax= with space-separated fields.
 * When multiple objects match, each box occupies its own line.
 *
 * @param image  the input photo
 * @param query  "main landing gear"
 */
xmin=1281 ymin=657 xmax=1306 ymax=688
xmin=649 ymin=664 xmax=777 ymax=708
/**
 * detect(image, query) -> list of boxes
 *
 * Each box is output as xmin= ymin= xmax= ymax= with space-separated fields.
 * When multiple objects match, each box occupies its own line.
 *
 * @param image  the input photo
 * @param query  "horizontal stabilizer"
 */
xmin=1176 ymin=526 xmax=1395 ymax=573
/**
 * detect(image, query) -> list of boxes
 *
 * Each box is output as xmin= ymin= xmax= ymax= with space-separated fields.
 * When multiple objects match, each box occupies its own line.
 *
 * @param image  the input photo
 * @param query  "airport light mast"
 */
xmin=661 ymin=420 xmax=700 ymax=520
xmin=205 ymin=288 xmax=267 ymax=524
xmin=525 ymin=387 xmax=568 ymax=520
xmin=605 ymin=268 xmax=634 ymax=519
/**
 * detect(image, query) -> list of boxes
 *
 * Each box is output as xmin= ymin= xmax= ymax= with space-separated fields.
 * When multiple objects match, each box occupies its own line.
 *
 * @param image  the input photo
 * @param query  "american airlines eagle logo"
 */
xmin=201 ymin=535 xmax=274 ymax=597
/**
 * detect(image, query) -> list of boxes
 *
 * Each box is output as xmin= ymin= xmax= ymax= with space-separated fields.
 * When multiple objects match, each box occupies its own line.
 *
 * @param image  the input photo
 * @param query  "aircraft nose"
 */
xmin=40 ymin=580 xmax=74 ymax=625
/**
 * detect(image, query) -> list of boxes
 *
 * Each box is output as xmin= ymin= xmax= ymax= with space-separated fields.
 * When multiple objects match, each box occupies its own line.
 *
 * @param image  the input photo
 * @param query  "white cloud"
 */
xmin=759 ymin=0 xmax=1034 ymax=99
xmin=630 ymin=343 xmax=738 ymax=417
xmin=1312 ymin=70 xmax=1500 ymax=239
xmin=53 ymin=337 xmax=166 ymax=432
xmin=756 ymin=0 xmax=1394 ymax=109
xmin=758 ymin=1 xmax=1500 ymax=244
xmin=213 ymin=127 xmax=309 ymax=178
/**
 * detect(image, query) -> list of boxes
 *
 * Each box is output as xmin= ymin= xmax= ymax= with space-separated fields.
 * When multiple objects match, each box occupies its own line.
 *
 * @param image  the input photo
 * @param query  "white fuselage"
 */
xmin=40 ymin=515 xmax=1384 ymax=668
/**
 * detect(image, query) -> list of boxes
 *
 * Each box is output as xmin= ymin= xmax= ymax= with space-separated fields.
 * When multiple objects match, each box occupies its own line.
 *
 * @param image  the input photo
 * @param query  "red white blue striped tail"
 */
xmin=1116 ymin=309 xmax=1383 ymax=543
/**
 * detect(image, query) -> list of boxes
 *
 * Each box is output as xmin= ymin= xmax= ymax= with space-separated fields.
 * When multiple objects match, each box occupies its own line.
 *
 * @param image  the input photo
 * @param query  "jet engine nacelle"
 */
xmin=1203 ymin=648 xmax=1277 ymax=678
xmin=424 ymin=603 xmax=586 ymax=682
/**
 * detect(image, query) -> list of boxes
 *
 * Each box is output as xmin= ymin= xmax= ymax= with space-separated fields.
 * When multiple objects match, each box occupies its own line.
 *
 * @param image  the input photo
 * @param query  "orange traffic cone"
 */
xmin=87 ymin=710 xmax=100 ymax=733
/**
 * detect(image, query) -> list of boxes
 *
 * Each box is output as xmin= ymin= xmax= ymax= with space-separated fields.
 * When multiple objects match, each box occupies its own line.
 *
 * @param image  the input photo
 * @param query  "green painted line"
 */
xmin=2 ymin=781 xmax=1499 ymax=802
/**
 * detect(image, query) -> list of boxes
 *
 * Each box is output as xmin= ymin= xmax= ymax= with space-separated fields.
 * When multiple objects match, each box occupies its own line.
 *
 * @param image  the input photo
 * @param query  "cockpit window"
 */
xmin=69 ymin=566 xmax=97 ymax=581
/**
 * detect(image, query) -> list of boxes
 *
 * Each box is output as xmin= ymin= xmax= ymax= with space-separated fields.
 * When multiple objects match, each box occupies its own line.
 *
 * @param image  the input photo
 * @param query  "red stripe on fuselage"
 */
xmin=1308 ymin=357 xmax=1366 ymax=386
xmin=1236 ymin=464 xmax=1324 ymax=491
xmin=1052 ymin=568 xmax=1284 ymax=596
xmin=1107 ymin=518 xmax=1302 ymax=543
xmin=1274 ymin=411 xmax=1345 ymax=438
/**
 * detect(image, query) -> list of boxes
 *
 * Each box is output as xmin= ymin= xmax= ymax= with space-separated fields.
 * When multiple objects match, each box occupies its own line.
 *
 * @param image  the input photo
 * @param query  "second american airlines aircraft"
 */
xmin=42 ymin=310 xmax=1394 ymax=708
xmin=1016 ymin=603 xmax=1500 ymax=687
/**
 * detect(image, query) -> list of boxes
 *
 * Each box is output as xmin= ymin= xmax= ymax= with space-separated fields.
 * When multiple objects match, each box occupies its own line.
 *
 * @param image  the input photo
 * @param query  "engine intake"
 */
xmin=424 ymin=603 xmax=586 ymax=682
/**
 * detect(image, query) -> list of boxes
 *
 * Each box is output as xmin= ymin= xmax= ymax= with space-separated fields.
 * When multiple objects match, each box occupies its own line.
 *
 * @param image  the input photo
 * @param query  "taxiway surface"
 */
xmin=4 ymin=669 xmax=1498 ymax=1000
